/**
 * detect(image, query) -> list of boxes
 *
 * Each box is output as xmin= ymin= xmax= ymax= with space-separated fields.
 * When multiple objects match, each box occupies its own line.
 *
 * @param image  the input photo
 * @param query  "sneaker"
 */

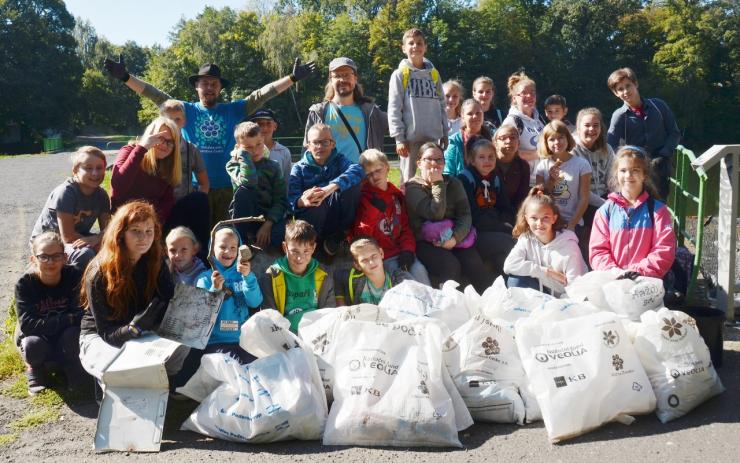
xmin=26 ymin=368 xmax=47 ymax=395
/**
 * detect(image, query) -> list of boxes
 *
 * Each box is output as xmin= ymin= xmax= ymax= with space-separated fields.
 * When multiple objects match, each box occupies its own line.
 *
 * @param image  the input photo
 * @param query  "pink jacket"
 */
xmin=589 ymin=191 xmax=675 ymax=278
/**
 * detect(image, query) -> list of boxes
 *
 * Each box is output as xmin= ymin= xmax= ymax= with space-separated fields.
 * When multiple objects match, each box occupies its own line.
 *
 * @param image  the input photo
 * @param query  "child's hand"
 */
xmin=438 ymin=237 xmax=457 ymax=250
xmin=396 ymin=142 xmax=409 ymax=158
xmin=426 ymin=165 xmax=444 ymax=184
xmin=237 ymin=261 xmax=251 ymax=276
xmin=212 ymin=271 xmax=225 ymax=290
xmin=255 ymin=221 xmax=272 ymax=248
xmin=546 ymin=268 xmax=567 ymax=285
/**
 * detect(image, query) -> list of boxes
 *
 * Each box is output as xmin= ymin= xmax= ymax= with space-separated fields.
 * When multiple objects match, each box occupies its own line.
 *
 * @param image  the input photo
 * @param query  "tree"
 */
xmin=0 ymin=0 xmax=82 ymax=137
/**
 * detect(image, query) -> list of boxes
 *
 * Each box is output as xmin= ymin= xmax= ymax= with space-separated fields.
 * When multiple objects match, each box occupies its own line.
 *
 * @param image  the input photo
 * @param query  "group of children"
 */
xmin=13 ymin=26 xmax=679 ymax=397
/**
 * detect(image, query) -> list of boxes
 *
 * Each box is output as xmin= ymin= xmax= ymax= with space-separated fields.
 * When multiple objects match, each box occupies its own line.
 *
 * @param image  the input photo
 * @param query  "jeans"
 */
xmin=384 ymin=254 xmax=431 ymax=286
xmin=293 ymin=183 xmax=361 ymax=237
xmin=230 ymin=186 xmax=286 ymax=247
xmin=415 ymin=240 xmax=493 ymax=293
xmin=506 ymin=274 xmax=540 ymax=291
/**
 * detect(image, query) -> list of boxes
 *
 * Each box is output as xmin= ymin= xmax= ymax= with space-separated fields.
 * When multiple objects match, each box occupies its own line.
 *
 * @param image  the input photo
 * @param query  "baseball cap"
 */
xmin=328 ymin=57 xmax=357 ymax=73
xmin=248 ymin=109 xmax=276 ymax=122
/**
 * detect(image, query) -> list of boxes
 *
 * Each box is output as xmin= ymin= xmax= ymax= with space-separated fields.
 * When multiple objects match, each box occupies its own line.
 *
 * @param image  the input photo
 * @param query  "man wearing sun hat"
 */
xmin=104 ymin=56 xmax=316 ymax=223
xmin=304 ymin=57 xmax=387 ymax=164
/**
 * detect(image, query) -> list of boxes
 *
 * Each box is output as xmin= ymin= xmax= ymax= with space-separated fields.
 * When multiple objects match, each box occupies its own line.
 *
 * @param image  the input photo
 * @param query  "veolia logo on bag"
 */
xmin=534 ymin=343 xmax=587 ymax=363
xmin=348 ymin=355 xmax=399 ymax=376
xmin=661 ymin=317 xmax=687 ymax=342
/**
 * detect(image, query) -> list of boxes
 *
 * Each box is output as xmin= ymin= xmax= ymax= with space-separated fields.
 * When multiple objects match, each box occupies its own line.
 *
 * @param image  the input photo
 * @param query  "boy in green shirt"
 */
xmin=334 ymin=237 xmax=411 ymax=306
xmin=260 ymin=219 xmax=334 ymax=331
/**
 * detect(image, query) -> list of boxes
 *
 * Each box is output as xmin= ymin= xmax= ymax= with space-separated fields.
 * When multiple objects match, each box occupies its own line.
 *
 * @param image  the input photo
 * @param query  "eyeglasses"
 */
xmin=421 ymin=157 xmax=445 ymax=164
xmin=309 ymin=139 xmax=333 ymax=148
xmin=159 ymin=139 xmax=175 ymax=148
xmin=36 ymin=253 xmax=65 ymax=263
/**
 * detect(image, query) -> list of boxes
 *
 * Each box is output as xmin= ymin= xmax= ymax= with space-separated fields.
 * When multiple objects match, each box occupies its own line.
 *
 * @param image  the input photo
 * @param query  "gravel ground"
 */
xmin=0 ymin=152 xmax=738 ymax=463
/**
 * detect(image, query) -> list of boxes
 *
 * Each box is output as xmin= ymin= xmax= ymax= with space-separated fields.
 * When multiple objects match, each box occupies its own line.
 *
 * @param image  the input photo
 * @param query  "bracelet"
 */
xmin=289 ymin=74 xmax=297 ymax=83
xmin=127 ymin=323 xmax=142 ymax=338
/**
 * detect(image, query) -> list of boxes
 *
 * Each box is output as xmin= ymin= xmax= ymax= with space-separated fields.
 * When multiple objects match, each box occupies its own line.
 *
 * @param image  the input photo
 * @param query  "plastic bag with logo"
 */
xmin=601 ymin=276 xmax=665 ymax=321
xmin=516 ymin=311 xmax=656 ymax=443
xmin=443 ymin=314 xmax=529 ymax=424
xmin=378 ymin=280 xmax=477 ymax=332
xmin=632 ymin=308 xmax=724 ymax=423
xmin=297 ymin=304 xmax=393 ymax=402
xmin=481 ymin=284 xmax=554 ymax=323
xmin=322 ymin=317 xmax=473 ymax=447
xmin=565 ymin=269 xmax=622 ymax=309
xmin=178 ymin=310 xmax=328 ymax=442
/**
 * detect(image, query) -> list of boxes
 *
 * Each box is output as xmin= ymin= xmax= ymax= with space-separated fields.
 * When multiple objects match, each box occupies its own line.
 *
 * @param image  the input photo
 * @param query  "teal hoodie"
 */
xmin=196 ymin=228 xmax=263 ymax=345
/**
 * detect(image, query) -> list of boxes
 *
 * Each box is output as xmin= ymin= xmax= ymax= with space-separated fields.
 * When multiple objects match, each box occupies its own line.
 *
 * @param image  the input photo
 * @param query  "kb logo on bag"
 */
xmin=553 ymin=373 xmax=586 ymax=388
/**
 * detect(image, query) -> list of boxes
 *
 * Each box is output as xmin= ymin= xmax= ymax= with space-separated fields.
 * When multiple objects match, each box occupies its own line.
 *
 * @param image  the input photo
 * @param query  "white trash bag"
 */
xmin=633 ymin=308 xmax=724 ymax=423
xmin=602 ymin=276 xmax=665 ymax=321
xmin=516 ymin=311 xmax=656 ymax=443
xmin=443 ymin=314 xmax=530 ymax=424
xmin=565 ymin=269 xmax=621 ymax=309
xmin=323 ymin=317 xmax=473 ymax=447
xmin=482 ymin=285 xmax=553 ymax=323
xmin=298 ymin=304 xmax=392 ymax=402
xmin=379 ymin=280 xmax=477 ymax=332
xmin=179 ymin=311 xmax=328 ymax=443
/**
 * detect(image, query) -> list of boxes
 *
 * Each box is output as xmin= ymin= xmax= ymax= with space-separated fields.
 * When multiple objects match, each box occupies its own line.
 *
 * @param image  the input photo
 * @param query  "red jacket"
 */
xmin=351 ymin=181 xmax=415 ymax=258
xmin=111 ymin=144 xmax=174 ymax=223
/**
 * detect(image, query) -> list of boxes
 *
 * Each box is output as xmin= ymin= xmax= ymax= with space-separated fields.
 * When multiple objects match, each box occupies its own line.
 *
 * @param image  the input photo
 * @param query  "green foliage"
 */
xmin=1 ymin=0 xmax=736 ymax=151
xmin=0 ymin=433 xmax=18 ymax=446
xmin=0 ymin=0 xmax=82 ymax=138
xmin=0 ymin=299 xmax=23 ymax=381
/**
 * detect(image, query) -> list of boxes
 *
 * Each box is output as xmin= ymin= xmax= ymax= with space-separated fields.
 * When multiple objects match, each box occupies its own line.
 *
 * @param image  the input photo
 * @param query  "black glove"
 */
xmin=291 ymin=58 xmax=317 ymax=82
xmin=103 ymin=54 xmax=130 ymax=82
xmin=617 ymin=271 xmax=641 ymax=281
xmin=130 ymin=298 xmax=168 ymax=331
xmin=397 ymin=251 xmax=415 ymax=271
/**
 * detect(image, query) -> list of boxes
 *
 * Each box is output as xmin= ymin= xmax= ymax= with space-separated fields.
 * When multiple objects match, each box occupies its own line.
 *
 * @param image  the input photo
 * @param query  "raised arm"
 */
xmin=103 ymin=54 xmax=172 ymax=106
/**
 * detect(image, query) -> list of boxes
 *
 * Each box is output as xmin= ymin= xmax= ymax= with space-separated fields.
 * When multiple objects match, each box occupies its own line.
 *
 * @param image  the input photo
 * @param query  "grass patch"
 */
xmin=1 ymin=376 xmax=27 ymax=399
xmin=0 ymin=433 xmax=18 ymax=446
xmin=9 ymin=408 xmax=60 ymax=430
xmin=101 ymin=172 xmax=111 ymax=193
xmin=388 ymin=167 xmax=401 ymax=188
xmin=0 ymin=299 xmax=23 ymax=381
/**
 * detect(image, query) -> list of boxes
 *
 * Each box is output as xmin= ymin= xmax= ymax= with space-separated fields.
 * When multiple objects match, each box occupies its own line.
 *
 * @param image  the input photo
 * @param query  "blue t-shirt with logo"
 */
xmin=325 ymin=103 xmax=366 ymax=164
xmin=183 ymin=100 xmax=247 ymax=189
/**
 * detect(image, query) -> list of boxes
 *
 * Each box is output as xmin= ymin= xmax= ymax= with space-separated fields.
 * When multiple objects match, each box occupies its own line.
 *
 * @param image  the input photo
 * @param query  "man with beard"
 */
xmin=103 ymin=56 xmax=316 ymax=224
xmin=303 ymin=57 xmax=387 ymax=164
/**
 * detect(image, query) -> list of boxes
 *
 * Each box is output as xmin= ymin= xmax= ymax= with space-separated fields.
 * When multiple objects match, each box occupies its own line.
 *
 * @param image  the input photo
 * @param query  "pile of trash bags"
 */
xmin=177 ymin=270 xmax=724 ymax=446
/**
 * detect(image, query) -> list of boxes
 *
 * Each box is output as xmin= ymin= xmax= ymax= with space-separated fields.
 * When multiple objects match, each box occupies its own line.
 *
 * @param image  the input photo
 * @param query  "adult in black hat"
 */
xmin=103 ymin=55 xmax=316 ymax=225
xmin=304 ymin=57 xmax=387 ymax=164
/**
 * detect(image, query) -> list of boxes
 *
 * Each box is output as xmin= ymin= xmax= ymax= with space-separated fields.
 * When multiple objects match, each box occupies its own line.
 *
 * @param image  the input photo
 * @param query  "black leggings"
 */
xmin=415 ymin=241 xmax=493 ymax=293
xmin=474 ymin=231 xmax=515 ymax=277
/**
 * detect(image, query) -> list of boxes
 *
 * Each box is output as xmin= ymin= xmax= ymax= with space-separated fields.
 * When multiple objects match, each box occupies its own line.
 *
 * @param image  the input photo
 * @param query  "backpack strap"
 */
xmin=460 ymin=169 xmax=475 ymax=186
xmin=271 ymin=271 xmax=286 ymax=315
xmin=330 ymin=101 xmax=362 ymax=154
xmin=646 ymin=196 xmax=655 ymax=226
xmin=401 ymin=65 xmax=439 ymax=91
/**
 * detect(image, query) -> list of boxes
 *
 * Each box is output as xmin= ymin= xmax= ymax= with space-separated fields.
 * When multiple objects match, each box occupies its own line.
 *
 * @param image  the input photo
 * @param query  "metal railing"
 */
xmin=667 ymin=145 xmax=708 ymax=304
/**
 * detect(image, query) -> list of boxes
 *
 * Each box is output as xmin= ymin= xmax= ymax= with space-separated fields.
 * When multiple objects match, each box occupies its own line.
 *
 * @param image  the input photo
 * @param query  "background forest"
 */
xmin=0 ymin=0 xmax=737 ymax=153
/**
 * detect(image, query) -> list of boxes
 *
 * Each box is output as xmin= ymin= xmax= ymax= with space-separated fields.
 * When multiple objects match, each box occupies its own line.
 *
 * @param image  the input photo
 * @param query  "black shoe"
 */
xmin=26 ymin=367 xmax=47 ymax=395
